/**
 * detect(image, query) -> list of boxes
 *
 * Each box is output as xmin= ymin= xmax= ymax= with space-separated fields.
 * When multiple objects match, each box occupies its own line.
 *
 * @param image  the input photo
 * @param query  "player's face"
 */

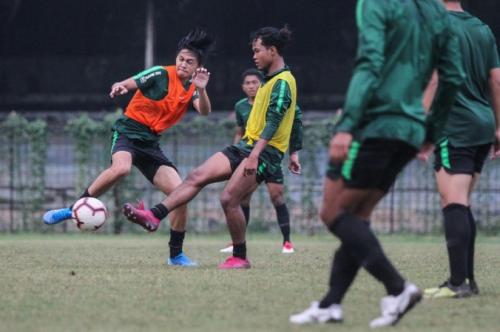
xmin=252 ymin=38 xmax=273 ymax=72
xmin=176 ymin=49 xmax=200 ymax=79
xmin=242 ymin=75 xmax=260 ymax=98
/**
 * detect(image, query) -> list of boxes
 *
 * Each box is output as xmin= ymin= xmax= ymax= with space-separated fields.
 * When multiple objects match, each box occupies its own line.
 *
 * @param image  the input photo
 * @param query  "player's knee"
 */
xmin=220 ymin=191 xmax=236 ymax=209
xmin=319 ymin=205 xmax=340 ymax=226
xmin=270 ymin=193 xmax=284 ymax=206
xmin=111 ymin=164 xmax=131 ymax=178
xmin=185 ymin=167 xmax=206 ymax=186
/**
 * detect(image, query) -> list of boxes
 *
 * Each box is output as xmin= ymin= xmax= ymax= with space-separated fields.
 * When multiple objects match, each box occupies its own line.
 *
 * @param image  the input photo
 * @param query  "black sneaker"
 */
xmin=469 ymin=279 xmax=480 ymax=295
xmin=424 ymin=280 xmax=472 ymax=299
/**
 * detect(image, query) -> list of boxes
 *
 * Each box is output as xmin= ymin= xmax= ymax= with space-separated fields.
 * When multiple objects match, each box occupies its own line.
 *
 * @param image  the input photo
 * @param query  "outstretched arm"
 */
xmin=192 ymin=67 xmax=212 ymax=116
xmin=109 ymin=78 xmax=138 ymax=98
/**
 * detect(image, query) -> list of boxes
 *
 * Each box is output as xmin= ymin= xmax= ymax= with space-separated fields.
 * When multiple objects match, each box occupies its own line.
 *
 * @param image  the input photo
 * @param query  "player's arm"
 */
xmin=109 ymin=78 xmax=138 ymax=98
xmin=489 ymin=69 xmax=500 ymax=157
xmin=331 ymin=0 xmax=386 ymax=162
xmin=288 ymin=105 xmax=303 ymax=174
xmin=234 ymin=127 xmax=244 ymax=144
xmin=425 ymin=26 xmax=465 ymax=144
xmin=110 ymin=66 xmax=170 ymax=100
xmin=244 ymin=79 xmax=292 ymax=176
xmin=234 ymin=107 xmax=245 ymax=144
xmin=192 ymin=67 xmax=211 ymax=116
xmin=422 ymin=71 xmax=439 ymax=113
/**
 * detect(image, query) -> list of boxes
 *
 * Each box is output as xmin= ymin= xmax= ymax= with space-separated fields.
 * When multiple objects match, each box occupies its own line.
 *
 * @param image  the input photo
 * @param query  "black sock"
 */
xmin=443 ymin=203 xmax=471 ymax=286
xmin=241 ymin=205 xmax=250 ymax=227
xmin=233 ymin=242 xmax=247 ymax=259
xmin=329 ymin=212 xmax=405 ymax=296
xmin=79 ymin=188 xmax=92 ymax=199
xmin=467 ymin=207 xmax=476 ymax=281
xmin=169 ymin=229 xmax=185 ymax=258
xmin=70 ymin=188 xmax=92 ymax=209
xmin=319 ymin=244 xmax=361 ymax=308
xmin=275 ymin=203 xmax=290 ymax=243
xmin=151 ymin=203 xmax=169 ymax=220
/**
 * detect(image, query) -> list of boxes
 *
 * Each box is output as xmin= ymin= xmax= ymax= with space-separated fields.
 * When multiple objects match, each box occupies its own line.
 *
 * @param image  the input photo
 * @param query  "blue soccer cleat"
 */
xmin=167 ymin=253 xmax=198 ymax=267
xmin=43 ymin=207 xmax=72 ymax=225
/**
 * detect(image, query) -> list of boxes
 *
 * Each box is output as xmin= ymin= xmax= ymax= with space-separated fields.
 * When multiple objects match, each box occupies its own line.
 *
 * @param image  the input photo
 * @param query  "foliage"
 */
xmin=65 ymin=114 xmax=100 ymax=194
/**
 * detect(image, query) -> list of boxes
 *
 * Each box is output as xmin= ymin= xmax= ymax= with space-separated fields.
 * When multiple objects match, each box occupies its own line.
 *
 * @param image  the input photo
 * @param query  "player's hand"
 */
xmin=329 ymin=132 xmax=352 ymax=163
xmin=244 ymin=155 xmax=258 ymax=177
xmin=492 ymin=129 xmax=500 ymax=159
xmin=192 ymin=67 xmax=210 ymax=90
xmin=417 ymin=142 xmax=434 ymax=162
xmin=288 ymin=152 xmax=301 ymax=175
xmin=109 ymin=83 xmax=128 ymax=98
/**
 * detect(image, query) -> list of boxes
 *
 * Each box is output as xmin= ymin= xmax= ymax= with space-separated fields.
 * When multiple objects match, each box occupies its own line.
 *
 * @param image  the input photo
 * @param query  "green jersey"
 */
xmin=440 ymin=11 xmax=500 ymax=147
xmin=234 ymin=97 xmax=303 ymax=153
xmin=336 ymin=0 xmax=465 ymax=147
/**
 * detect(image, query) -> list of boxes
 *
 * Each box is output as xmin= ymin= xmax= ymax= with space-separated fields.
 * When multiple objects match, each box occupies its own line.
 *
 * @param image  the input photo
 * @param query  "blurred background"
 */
xmin=0 ymin=0 xmax=499 ymax=234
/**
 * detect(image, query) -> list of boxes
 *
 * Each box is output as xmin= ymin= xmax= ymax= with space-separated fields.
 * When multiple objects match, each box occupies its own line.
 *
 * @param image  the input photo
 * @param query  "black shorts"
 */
xmin=111 ymin=131 xmax=177 ymax=184
xmin=326 ymin=139 xmax=417 ymax=193
xmin=221 ymin=145 xmax=279 ymax=184
xmin=434 ymin=140 xmax=491 ymax=175
xmin=265 ymin=166 xmax=284 ymax=184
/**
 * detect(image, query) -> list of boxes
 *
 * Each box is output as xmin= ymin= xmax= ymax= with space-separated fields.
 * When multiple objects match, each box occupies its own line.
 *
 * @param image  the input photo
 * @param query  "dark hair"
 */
xmin=241 ymin=68 xmax=263 ymax=83
xmin=177 ymin=28 xmax=215 ymax=65
xmin=250 ymin=25 xmax=292 ymax=55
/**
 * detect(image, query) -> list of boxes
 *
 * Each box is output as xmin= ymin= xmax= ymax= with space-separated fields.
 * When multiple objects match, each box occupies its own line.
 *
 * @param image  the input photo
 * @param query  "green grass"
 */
xmin=1 ymin=234 xmax=499 ymax=332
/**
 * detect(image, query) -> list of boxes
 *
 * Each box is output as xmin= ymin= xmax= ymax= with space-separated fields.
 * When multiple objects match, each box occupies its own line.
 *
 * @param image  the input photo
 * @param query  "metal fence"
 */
xmin=1 ymin=110 xmax=499 ymax=235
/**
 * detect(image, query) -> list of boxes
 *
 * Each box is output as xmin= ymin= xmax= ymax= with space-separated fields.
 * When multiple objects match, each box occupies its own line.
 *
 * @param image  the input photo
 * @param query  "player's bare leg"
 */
xmin=43 ymin=151 xmax=132 ymax=225
xmin=123 ymin=152 xmax=232 ymax=231
xmin=218 ymin=159 xmax=259 ymax=269
xmin=425 ymin=169 xmax=475 ymax=298
xmin=88 ymin=151 xmax=133 ymax=197
xmin=150 ymin=165 xmax=195 ymax=266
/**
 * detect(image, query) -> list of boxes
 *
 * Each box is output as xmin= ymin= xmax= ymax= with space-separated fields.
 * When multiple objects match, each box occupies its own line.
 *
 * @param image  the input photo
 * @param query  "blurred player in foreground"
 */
xmin=290 ymin=0 xmax=464 ymax=328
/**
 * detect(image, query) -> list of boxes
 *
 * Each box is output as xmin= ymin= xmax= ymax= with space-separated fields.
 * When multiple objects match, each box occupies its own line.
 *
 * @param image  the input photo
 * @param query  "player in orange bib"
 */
xmin=43 ymin=28 xmax=215 ymax=267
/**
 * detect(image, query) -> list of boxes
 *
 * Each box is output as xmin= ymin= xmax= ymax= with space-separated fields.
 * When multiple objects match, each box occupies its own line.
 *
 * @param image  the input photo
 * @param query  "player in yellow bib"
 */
xmin=123 ymin=26 xmax=300 ymax=269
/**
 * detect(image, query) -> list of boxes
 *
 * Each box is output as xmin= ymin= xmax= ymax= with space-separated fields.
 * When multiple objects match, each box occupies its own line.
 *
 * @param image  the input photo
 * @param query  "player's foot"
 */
xmin=289 ymin=301 xmax=343 ymax=325
xmin=217 ymin=256 xmax=251 ymax=269
xmin=282 ymin=241 xmax=295 ymax=254
xmin=369 ymin=282 xmax=422 ymax=328
xmin=43 ymin=207 xmax=72 ymax=225
xmin=122 ymin=203 xmax=159 ymax=232
xmin=469 ymin=279 xmax=480 ymax=295
xmin=167 ymin=253 xmax=198 ymax=267
xmin=219 ymin=243 xmax=233 ymax=253
xmin=423 ymin=280 xmax=472 ymax=299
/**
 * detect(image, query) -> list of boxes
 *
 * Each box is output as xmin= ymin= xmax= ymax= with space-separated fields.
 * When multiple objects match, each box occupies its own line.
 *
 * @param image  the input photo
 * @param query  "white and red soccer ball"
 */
xmin=71 ymin=197 xmax=107 ymax=231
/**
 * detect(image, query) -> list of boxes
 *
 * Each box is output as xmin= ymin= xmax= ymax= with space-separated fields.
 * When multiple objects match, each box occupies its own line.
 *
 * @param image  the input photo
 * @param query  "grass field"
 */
xmin=1 ymin=234 xmax=499 ymax=332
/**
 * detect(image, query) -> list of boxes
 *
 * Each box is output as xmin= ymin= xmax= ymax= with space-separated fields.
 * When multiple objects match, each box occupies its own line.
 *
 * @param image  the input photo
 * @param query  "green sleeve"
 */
xmin=289 ymin=105 xmax=303 ymax=153
xmin=336 ymin=0 xmax=386 ymax=133
xmin=133 ymin=66 xmax=169 ymax=101
xmin=426 ymin=25 xmax=465 ymax=143
xmin=235 ymin=103 xmax=245 ymax=128
xmin=260 ymin=79 xmax=292 ymax=140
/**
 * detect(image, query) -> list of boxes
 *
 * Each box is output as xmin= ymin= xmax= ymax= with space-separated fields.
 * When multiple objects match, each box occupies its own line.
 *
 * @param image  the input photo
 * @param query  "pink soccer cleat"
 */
xmin=282 ymin=241 xmax=295 ymax=254
xmin=217 ymin=256 xmax=251 ymax=270
xmin=123 ymin=202 xmax=160 ymax=232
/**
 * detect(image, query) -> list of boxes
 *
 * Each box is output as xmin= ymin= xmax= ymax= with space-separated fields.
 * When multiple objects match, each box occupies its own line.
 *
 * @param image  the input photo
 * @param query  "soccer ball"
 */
xmin=71 ymin=197 xmax=107 ymax=231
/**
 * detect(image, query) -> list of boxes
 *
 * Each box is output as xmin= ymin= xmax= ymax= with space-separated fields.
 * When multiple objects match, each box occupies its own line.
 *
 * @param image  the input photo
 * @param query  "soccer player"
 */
xmin=290 ymin=0 xmax=464 ymax=328
xmin=122 ymin=25 xmax=300 ymax=269
xmin=42 ymin=29 xmax=215 ymax=267
xmin=219 ymin=68 xmax=303 ymax=254
xmin=421 ymin=0 xmax=500 ymax=299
